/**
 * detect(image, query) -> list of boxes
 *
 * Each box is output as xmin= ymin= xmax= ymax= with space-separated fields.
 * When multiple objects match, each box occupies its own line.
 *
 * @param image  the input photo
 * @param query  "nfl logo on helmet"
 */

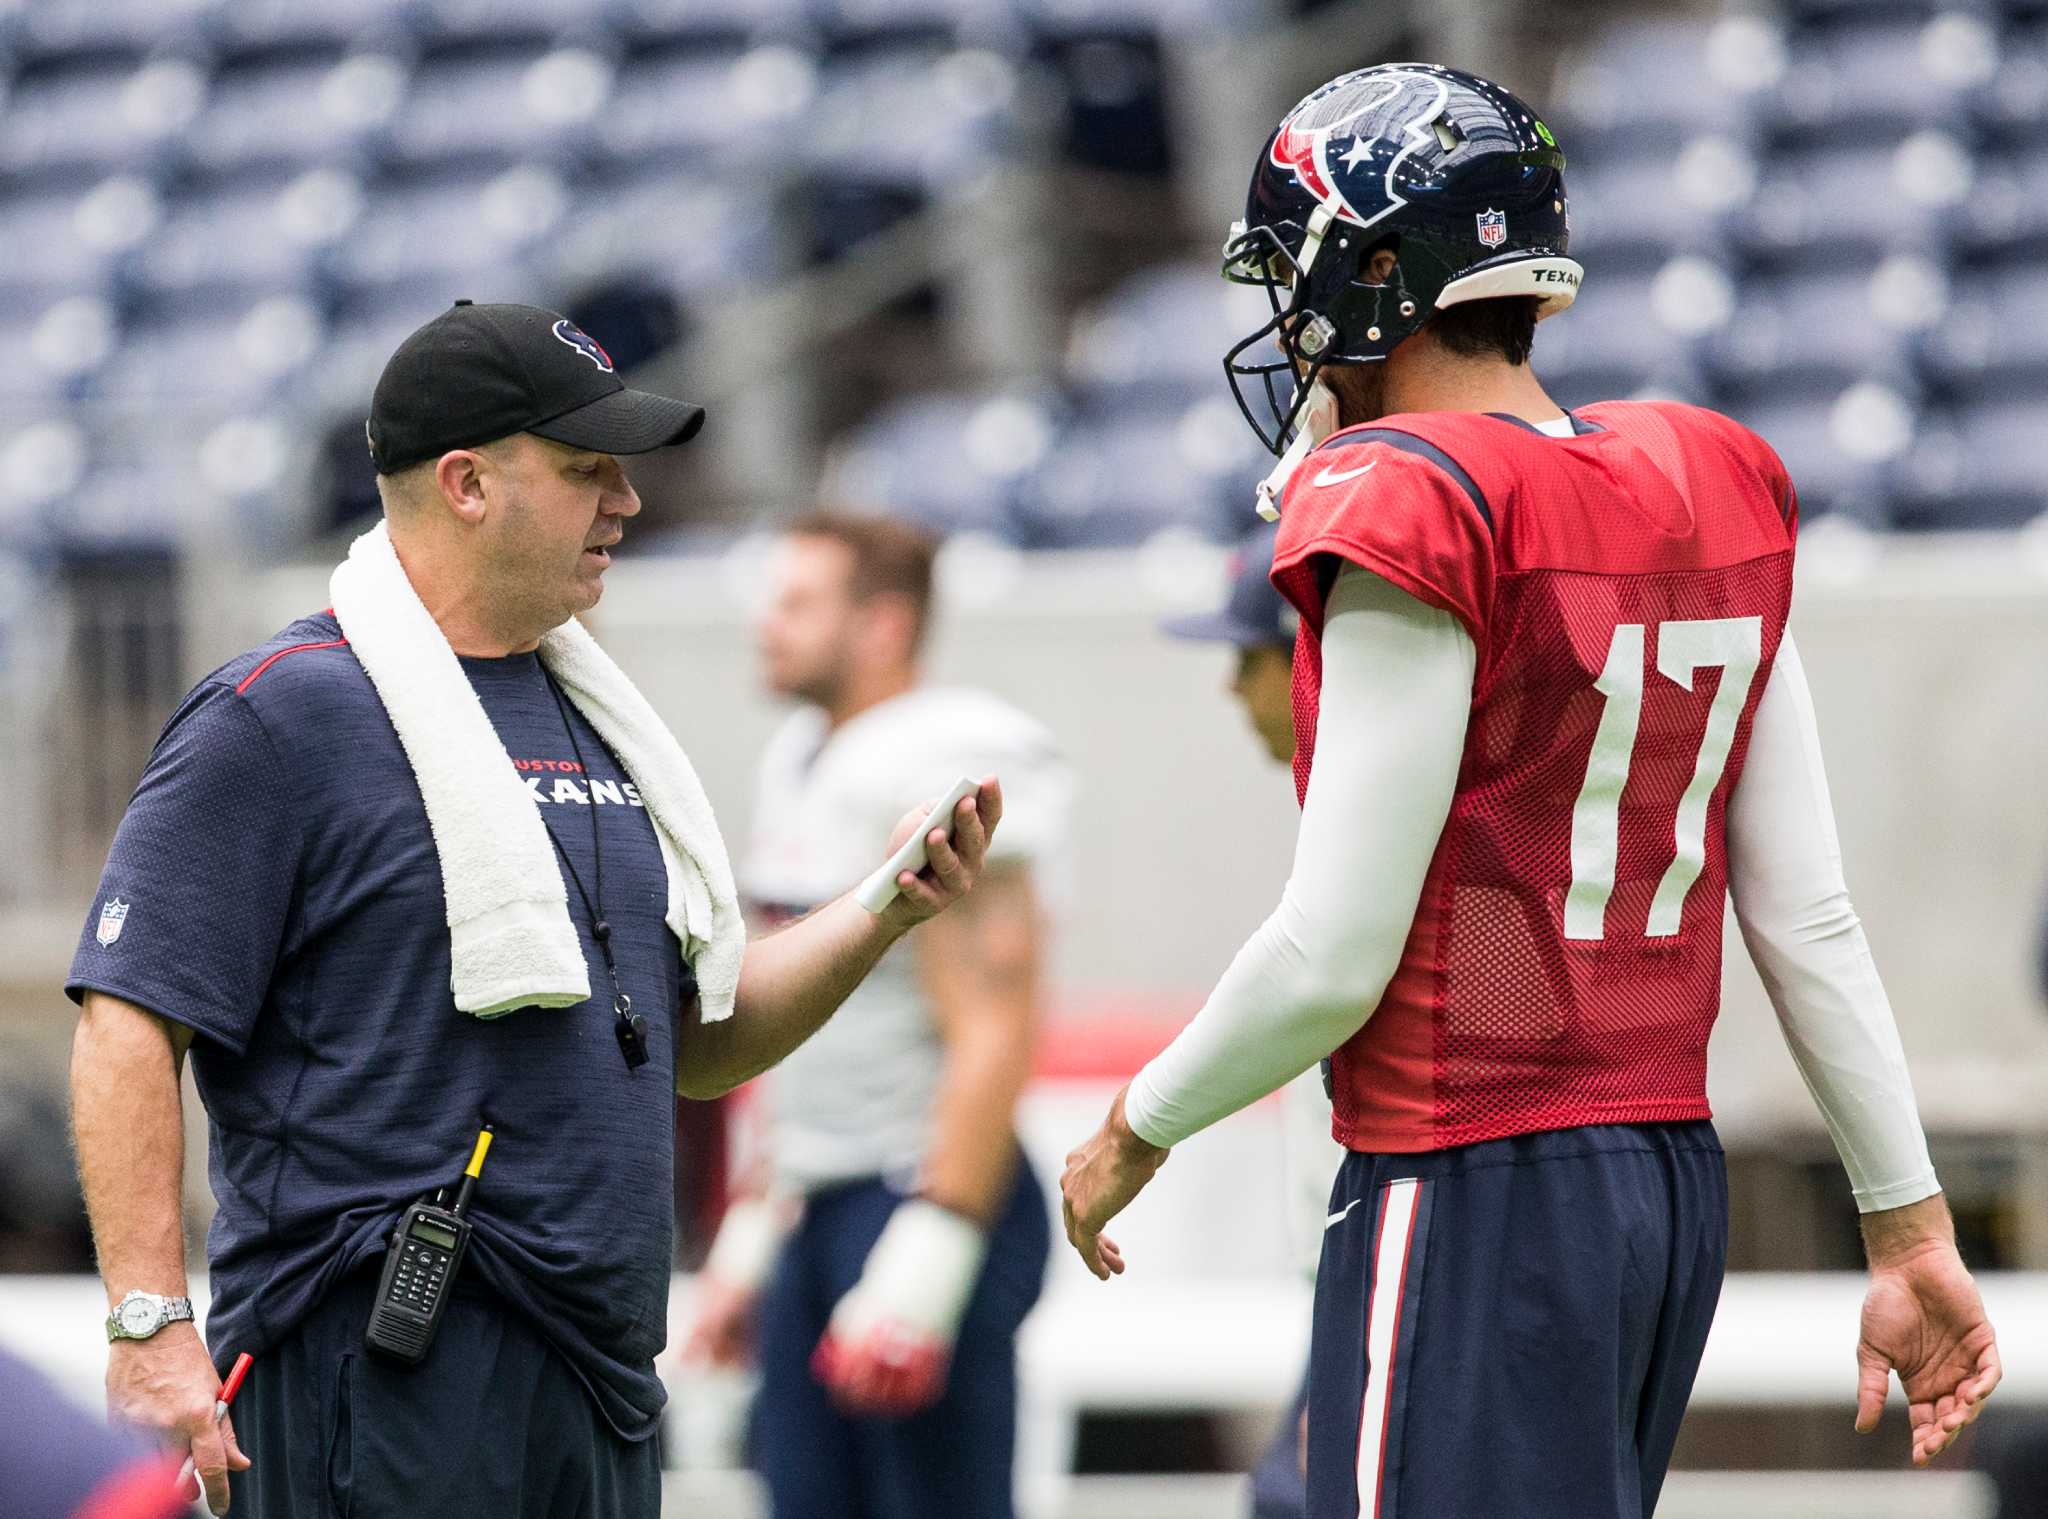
xmin=1477 ymin=209 xmax=1508 ymax=249
xmin=96 ymin=897 xmax=130 ymax=946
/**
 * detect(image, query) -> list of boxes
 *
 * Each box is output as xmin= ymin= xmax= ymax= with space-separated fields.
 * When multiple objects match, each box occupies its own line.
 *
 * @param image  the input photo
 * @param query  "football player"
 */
xmin=1163 ymin=537 xmax=1343 ymax=1519
xmin=687 ymin=511 xmax=1070 ymax=1519
xmin=1061 ymin=64 xmax=2000 ymax=1519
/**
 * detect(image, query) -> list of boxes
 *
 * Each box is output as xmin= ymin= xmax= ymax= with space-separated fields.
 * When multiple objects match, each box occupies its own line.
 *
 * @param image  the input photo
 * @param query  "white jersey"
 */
xmin=742 ymin=686 xmax=1070 ymax=1193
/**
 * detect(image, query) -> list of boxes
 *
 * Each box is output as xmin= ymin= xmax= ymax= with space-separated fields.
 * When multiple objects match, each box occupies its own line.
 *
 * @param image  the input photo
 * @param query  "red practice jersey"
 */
xmin=1271 ymin=402 xmax=1797 ymax=1152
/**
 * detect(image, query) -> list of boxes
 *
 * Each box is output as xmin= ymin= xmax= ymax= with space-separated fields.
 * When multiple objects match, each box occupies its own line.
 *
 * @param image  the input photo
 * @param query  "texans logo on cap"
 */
xmin=552 ymin=319 xmax=615 ymax=374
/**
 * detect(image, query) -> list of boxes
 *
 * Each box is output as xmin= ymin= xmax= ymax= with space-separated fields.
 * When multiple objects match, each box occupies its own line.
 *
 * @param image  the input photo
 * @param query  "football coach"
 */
xmin=64 ymin=300 xmax=1002 ymax=1519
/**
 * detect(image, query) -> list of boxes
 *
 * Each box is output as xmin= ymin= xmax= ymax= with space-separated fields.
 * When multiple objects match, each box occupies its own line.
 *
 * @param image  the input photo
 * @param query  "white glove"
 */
xmin=684 ymin=1197 xmax=792 ymax=1368
xmin=810 ymin=1198 xmax=987 ymax=1415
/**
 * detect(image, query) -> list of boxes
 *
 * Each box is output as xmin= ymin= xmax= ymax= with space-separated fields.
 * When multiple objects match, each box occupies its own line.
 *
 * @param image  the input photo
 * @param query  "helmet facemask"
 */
xmin=1221 ymin=211 xmax=1430 ymax=457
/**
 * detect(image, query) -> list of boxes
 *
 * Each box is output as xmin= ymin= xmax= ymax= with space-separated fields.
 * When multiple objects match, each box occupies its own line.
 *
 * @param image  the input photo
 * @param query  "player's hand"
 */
xmin=1059 ymin=1084 xmax=1169 ymax=1281
xmin=106 ymin=1323 xmax=250 ymax=1514
xmin=1853 ymin=1199 xmax=2000 ymax=1464
xmin=811 ymin=1199 xmax=987 ymax=1416
xmin=876 ymin=778 xmax=1002 ymax=931
xmin=683 ymin=1272 xmax=761 ymax=1369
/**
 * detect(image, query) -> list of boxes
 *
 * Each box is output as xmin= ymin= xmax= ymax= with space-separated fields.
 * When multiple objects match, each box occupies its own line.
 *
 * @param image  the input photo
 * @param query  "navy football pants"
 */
xmin=1307 ymin=1122 xmax=1726 ymax=1519
xmin=227 ymin=1270 xmax=660 ymax=1519
xmin=751 ymin=1157 xmax=1049 ymax=1519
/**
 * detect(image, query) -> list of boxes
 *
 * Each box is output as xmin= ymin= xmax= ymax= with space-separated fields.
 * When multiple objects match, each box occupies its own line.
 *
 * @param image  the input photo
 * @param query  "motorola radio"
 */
xmin=365 ymin=1125 xmax=494 ymax=1365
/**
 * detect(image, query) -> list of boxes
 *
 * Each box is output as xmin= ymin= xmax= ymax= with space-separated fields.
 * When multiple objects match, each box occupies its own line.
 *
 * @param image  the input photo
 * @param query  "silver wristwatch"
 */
xmin=106 ymin=1289 xmax=195 ymax=1342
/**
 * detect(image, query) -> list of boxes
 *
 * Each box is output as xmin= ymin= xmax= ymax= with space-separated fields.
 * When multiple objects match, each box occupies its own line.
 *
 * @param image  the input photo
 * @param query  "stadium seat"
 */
xmin=1721 ymin=383 xmax=1917 ymax=527
xmin=1732 ymin=133 xmax=1972 ymax=262
xmin=8 ymin=0 xmax=219 ymax=63
xmin=1705 ymin=258 xmax=1936 ymax=394
xmin=812 ymin=0 xmax=1022 ymax=52
xmin=127 ymin=170 xmax=365 ymax=300
xmin=1958 ymin=135 xmax=2048 ymax=258
xmin=0 ymin=57 xmax=207 ymax=178
xmin=548 ymin=172 xmax=784 ymax=294
xmin=1530 ymin=261 xmax=1718 ymax=404
xmin=1892 ymin=398 xmax=2048 ymax=528
xmin=205 ymin=0 xmax=417 ymax=59
xmin=795 ymin=45 xmax=1021 ymax=258
xmin=593 ymin=43 xmax=816 ymax=170
xmin=184 ymin=51 xmax=408 ymax=175
xmin=0 ymin=177 xmax=163 ymax=301
xmin=1978 ymin=24 xmax=2048 ymax=135
xmin=90 ymin=292 xmax=328 ymax=409
xmin=384 ymin=45 xmax=614 ymax=169
xmin=327 ymin=164 xmax=571 ymax=292
xmin=413 ymin=0 xmax=593 ymax=47
xmin=1919 ymin=259 xmax=2048 ymax=393
xmin=1561 ymin=139 xmax=1755 ymax=269
xmin=1016 ymin=393 xmax=1259 ymax=548
xmin=1555 ymin=16 xmax=1783 ymax=154
xmin=0 ymin=296 xmax=119 ymax=406
xmin=818 ymin=391 xmax=1061 ymax=541
xmin=605 ymin=0 xmax=809 ymax=48
xmin=1064 ymin=260 xmax=1273 ymax=404
xmin=1767 ymin=13 xmax=1995 ymax=138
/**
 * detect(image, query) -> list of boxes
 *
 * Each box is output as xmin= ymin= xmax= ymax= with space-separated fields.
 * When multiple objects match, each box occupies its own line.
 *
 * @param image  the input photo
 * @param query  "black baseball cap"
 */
xmin=366 ymin=300 xmax=706 ymax=474
xmin=1162 ymin=532 xmax=1297 ymax=649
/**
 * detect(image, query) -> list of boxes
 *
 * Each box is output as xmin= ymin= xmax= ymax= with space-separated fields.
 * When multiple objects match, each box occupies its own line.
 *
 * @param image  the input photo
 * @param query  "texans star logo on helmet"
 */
xmin=552 ymin=320 xmax=615 ymax=373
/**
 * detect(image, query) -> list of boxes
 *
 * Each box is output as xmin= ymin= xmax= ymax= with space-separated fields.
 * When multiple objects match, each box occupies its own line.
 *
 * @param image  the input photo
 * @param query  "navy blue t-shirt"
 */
xmin=67 ymin=612 xmax=690 ymax=1440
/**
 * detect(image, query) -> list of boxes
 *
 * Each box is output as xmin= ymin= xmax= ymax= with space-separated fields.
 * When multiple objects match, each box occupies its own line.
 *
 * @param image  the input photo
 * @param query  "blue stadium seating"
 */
xmin=0 ymin=0 xmax=2038 ymax=548
xmin=593 ymin=44 xmax=815 ymax=169
xmin=1064 ymin=260 xmax=1273 ymax=403
xmin=819 ymin=391 xmax=1061 ymax=541
xmin=184 ymin=51 xmax=408 ymax=176
xmin=1919 ymin=259 xmax=2048 ymax=394
xmin=1892 ymin=398 xmax=2048 ymax=528
xmin=1721 ymin=385 xmax=1914 ymax=527
xmin=384 ymin=45 xmax=613 ymax=168
xmin=128 ymin=170 xmax=364 ymax=300
xmin=206 ymin=0 xmax=417 ymax=59
xmin=1016 ymin=394 xmax=1260 ymax=548
xmin=0 ymin=178 xmax=162 ymax=301
xmin=0 ymin=58 xmax=207 ymax=179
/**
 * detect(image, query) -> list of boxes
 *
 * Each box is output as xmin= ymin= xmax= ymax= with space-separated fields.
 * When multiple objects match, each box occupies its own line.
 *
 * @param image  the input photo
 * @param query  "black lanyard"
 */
xmin=541 ymin=671 xmax=650 ymax=1071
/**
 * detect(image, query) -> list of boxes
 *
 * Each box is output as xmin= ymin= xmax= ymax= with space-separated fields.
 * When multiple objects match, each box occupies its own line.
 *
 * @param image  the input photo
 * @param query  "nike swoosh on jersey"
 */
xmin=1325 ymin=1198 xmax=1363 ymax=1229
xmin=1311 ymin=458 xmax=1379 ymax=487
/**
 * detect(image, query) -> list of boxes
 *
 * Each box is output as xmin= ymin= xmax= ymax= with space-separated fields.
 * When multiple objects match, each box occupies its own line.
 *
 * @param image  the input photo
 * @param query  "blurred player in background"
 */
xmin=2 ymin=1348 xmax=185 ymax=1519
xmin=688 ymin=512 xmax=1069 ymax=1519
xmin=1062 ymin=63 xmax=2000 ymax=1519
xmin=1163 ymin=536 xmax=1343 ymax=1519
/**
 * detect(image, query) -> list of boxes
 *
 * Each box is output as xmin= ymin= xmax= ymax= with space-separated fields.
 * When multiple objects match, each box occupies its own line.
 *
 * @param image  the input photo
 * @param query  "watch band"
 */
xmin=106 ymin=1292 xmax=195 ymax=1342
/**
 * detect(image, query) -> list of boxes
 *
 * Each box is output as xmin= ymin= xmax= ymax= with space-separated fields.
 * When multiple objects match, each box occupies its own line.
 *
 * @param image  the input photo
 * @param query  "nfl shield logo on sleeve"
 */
xmin=1476 ymin=209 xmax=1507 ymax=248
xmin=96 ymin=897 xmax=129 ymax=946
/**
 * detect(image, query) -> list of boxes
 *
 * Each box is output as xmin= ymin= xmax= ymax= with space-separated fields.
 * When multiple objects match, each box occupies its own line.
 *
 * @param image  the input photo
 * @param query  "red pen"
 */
xmin=174 ymin=1352 xmax=253 ymax=1495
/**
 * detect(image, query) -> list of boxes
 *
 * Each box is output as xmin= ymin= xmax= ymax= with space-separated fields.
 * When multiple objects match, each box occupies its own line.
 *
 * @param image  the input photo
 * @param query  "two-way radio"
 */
xmin=365 ymin=1125 xmax=494 ymax=1365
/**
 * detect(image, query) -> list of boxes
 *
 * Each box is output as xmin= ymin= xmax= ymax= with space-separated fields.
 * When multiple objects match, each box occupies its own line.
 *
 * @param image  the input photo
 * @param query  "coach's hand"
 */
xmin=1060 ymin=1084 xmax=1169 ymax=1280
xmin=1854 ymin=1195 xmax=2000 ymax=1465
xmin=876 ymin=777 xmax=1002 ymax=932
xmin=108 ymin=1322 xmax=249 ymax=1514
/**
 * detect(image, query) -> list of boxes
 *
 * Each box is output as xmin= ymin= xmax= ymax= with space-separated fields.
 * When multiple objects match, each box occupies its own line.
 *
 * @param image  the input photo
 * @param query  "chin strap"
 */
xmin=1255 ymin=379 xmax=1342 ymax=522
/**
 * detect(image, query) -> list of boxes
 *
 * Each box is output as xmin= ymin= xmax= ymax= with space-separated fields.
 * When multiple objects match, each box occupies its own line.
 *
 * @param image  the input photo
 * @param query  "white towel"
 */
xmin=329 ymin=521 xmax=743 ymax=1032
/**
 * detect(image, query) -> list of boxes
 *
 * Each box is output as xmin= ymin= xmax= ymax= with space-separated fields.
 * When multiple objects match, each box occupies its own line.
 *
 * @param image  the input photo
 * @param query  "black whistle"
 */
xmin=614 ymin=997 xmax=649 ymax=1070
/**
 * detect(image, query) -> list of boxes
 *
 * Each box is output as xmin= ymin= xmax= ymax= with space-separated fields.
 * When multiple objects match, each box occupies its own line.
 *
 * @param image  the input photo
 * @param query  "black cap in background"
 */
xmin=366 ymin=301 xmax=706 ymax=475
xmin=1162 ymin=531 xmax=1297 ymax=649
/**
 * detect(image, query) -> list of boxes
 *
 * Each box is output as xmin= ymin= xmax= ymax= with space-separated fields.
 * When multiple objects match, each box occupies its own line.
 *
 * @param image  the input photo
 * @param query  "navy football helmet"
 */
xmin=1223 ymin=63 xmax=1583 ymax=453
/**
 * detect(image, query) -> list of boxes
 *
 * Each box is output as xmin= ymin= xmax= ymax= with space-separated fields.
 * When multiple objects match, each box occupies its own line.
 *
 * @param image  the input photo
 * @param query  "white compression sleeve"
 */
xmin=1124 ymin=566 xmax=1476 ymax=1148
xmin=1726 ymin=633 xmax=1939 ymax=1212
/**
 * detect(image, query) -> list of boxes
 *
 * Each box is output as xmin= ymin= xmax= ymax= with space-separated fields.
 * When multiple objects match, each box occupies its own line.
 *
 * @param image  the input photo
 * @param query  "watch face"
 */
xmin=119 ymin=1298 xmax=158 ymax=1335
